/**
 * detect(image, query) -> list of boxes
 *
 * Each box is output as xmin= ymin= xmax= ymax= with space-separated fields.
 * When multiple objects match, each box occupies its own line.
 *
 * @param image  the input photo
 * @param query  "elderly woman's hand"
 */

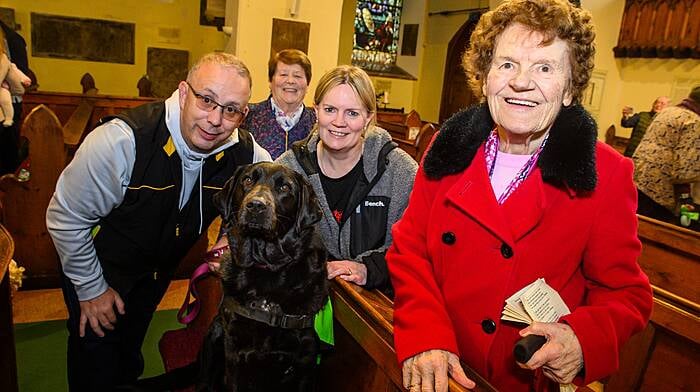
xmin=518 ymin=322 xmax=583 ymax=384
xmin=402 ymin=349 xmax=475 ymax=392
xmin=327 ymin=260 xmax=367 ymax=285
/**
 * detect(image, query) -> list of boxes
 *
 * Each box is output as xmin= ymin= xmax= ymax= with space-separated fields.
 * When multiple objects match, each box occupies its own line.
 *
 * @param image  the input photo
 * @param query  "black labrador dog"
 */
xmin=132 ymin=162 xmax=328 ymax=391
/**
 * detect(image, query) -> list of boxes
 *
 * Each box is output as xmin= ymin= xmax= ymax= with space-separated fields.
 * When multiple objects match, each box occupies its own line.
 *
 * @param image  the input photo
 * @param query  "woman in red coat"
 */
xmin=387 ymin=1 xmax=653 ymax=391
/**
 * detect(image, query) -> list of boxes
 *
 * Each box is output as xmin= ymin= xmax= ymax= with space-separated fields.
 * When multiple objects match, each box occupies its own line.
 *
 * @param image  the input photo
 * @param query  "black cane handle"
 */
xmin=514 ymin=334 xmax=547 ymax=363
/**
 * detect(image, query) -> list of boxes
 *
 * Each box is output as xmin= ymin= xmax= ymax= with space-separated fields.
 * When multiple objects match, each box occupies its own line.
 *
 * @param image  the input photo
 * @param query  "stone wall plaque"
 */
xmin=31 ymin=13 xmax=135 ymax=64
xmin=401 ymin=24 xmax=418 ymax=56
xmin=270 ymin=18 xmax=310 ymax=59
xmin=0 ymin=8 xmax=16 ymax=30
xmin=147 ymin=47 xmax=189 ymax=98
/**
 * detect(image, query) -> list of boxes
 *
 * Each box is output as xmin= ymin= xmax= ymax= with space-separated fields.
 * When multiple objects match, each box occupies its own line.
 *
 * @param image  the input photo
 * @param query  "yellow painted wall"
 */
xmin=582 ymin=0 xmax=627 ymax=138
xmin=415 ymin=0 xmax=492 ymax=123
xmin=415 ymin=42 xmax=446 ymax=122
xmin=416 ymin=2 xmax=466 ymax=123
xmin=13 ymin=0 xmax=696 ymax=129
xmin=235 ymin=0 xmax=344 ymax=106
xmin=370 ymin=76 xmax=415 ymax=113
xmin=6 ymin=0 xmax=344 ymax=102
xmin=5 ymin=0 xmax=226 ymax=96
xmin=337 ymin=0 xmax=356 ymax=65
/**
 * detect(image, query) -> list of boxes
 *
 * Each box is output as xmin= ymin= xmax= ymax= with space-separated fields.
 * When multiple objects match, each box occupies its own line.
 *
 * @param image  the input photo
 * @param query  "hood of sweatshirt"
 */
xmin=164 ymin=90 xmax=238 ymax=233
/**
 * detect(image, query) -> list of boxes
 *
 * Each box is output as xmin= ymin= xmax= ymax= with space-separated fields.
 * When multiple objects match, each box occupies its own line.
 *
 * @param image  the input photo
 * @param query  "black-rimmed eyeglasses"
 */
xmin=186 ymin=81 xmax=245 ymax=122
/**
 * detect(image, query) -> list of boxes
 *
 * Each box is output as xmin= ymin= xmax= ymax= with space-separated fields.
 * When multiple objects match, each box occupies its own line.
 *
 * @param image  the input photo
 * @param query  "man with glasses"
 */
xmin=47 ymin=52 xmax=271 ymax=391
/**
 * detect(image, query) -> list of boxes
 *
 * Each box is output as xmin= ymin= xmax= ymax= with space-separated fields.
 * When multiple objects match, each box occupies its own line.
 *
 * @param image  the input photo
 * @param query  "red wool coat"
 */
xmin=387 ymin=105 xmax=653 ymax=391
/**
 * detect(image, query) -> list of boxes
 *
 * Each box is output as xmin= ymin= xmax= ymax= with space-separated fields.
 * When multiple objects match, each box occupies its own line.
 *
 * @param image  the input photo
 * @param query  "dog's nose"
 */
xmin=245 ymin=198 xmax=267 ymax=213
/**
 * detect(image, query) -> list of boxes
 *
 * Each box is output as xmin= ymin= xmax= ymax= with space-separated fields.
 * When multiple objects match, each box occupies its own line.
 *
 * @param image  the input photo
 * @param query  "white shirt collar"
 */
xmin=270 ymin=96 xmax=304 ymax=132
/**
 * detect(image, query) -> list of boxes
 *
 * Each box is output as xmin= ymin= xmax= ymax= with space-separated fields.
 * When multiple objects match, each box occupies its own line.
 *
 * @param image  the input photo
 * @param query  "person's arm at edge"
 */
xmin=46 ymin=120 xmax=135 ymax=301
xmin=620 ymin=112 xmax=640 ymax=128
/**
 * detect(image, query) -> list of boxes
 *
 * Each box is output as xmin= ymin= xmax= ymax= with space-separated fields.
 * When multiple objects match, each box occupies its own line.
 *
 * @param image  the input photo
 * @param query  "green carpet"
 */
xmin=14 ymin=309 xmax=183 ymax=392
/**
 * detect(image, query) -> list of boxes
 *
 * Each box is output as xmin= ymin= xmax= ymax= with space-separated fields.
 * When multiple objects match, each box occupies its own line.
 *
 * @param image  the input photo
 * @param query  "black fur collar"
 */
xmin=423 ymin=103 xmax=598 ymax=192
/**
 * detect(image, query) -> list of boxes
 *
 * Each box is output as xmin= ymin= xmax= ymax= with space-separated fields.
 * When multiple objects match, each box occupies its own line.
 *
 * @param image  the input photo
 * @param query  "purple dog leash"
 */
xmin=176 ymin=245 xmax=229 ymax=324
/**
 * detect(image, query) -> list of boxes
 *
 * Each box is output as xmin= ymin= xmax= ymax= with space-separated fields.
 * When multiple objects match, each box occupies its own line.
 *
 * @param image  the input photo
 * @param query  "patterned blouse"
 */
xmin=243 ymin=97 xmax=316 ymax=159
xmin=622 ymin=111 xmax=656 ymax=157
xmin=633 ymin=104 xmax=700 ymax=211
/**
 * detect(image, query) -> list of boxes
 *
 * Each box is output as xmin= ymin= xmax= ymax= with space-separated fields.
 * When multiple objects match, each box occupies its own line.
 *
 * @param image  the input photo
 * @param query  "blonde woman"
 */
xmin=277 ymin=65 xmax=417 ymax=296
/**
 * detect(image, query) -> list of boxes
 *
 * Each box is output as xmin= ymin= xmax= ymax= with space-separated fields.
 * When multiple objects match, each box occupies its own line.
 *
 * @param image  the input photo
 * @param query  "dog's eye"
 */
xmin=279 ymin=184 xmax=290 ymax=192
xmin=242 ymin=177 xmax=253 ymax=186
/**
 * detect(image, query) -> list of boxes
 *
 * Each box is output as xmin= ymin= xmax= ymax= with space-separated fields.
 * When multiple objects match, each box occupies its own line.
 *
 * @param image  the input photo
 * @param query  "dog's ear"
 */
xmin=294 ymin=172 xmax=323 ymax=233
xmin=213 ymin=164 xmax=249 ymax=223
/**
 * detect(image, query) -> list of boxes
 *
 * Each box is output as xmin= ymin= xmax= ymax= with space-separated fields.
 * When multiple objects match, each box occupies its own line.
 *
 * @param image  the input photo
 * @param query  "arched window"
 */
xmin=352 ymin=0 xmax=403 ymax=72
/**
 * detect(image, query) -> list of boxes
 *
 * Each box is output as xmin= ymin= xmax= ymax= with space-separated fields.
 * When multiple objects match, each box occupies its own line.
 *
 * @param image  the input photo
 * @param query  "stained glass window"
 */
xmin=352 ymin=0 xmax=403 ymax=73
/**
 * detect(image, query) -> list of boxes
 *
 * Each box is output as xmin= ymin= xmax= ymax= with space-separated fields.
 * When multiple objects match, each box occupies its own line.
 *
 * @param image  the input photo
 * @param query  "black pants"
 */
xmin=60 ymin=273 xmax=171 ymax=391
xmin=0 ymin=102 xmax=22 ymax=175
xmin=637 ymin=189 xmax=676 ymax=224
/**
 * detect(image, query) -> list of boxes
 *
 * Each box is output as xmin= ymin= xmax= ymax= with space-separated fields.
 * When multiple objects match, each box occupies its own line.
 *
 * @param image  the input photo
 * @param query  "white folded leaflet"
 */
xmin=502 ymin=278 xmax=576 ymax=392
xmin=502 ymin=278 xmax=571 ymax=324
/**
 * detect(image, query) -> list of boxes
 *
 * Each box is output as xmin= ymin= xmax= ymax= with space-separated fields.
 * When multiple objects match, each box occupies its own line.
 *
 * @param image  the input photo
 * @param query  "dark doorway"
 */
xmin=439 ymin=12 xmax=482 ymax=124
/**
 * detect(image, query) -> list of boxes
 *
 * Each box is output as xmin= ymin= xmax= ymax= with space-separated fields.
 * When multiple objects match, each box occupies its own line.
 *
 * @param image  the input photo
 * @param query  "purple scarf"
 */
xmin=678 ymin=98 xmax=700 ymax=117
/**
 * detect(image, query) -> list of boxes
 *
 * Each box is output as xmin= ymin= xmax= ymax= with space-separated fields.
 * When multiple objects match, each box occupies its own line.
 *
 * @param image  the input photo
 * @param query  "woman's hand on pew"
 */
xmin=327 ymin=260 xmax=367 ymax=285
xmin=402 ymin=349 xmax=475 ymax=392
xmin=78 ymin=286 xmax=125 ymax=338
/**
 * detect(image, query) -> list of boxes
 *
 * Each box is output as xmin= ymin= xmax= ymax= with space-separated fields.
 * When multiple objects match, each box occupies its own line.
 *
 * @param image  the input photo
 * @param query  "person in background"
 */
xmin=0 ymin=20 xmax=29 ymax=175
xmin=621 ymin=95 xmax=670 ymax=157
xmin=46 ymin=52 xmax=271 ymax=391
xmin=243 ymin=49 xmax=315 ymax=159
xmin=387 ymin=1 xmax=653 ymax=391
xmin=633 ymin=85 xmax=700 ymax=228
xmin=276 ymin=65 xmax=418 ymax=296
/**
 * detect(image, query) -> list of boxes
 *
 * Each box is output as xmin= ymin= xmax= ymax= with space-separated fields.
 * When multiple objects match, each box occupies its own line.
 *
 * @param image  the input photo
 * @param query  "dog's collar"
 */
xmin=225 ymin=297 xmax=315 ymax=329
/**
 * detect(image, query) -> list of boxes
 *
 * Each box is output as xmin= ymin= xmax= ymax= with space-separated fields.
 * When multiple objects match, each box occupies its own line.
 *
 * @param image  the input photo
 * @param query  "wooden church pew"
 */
xmin=319 ymin=279 xmax=496 ymax=392
xmin=377 ymin=109 xmax=422 ymax=141
xmin=0 ymin=223 xmax=18 ymax=392
xmin=413 ymin=122 xmax=437 ymax=162
xmin=606 ymin=216 xmax=699 ymax=391
xmin=61 ymin=93 xmax=98 ymax=156
xmin=0 ymin=106 xmax=66 ymax=288
xmin=22 ymin=90 xmax=158 ymax=141
xmin=0 ymin=102 xmax=101 ymax=289
xmin=391 ymin=122 xmax=438 ymax=162
xmin=375 ymin=109 xmax=439 ymax=162
xmin=603 ymin=124 xmax=629 ymax=154
xmin=159 ymin=272 xmax=495 ymax=391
